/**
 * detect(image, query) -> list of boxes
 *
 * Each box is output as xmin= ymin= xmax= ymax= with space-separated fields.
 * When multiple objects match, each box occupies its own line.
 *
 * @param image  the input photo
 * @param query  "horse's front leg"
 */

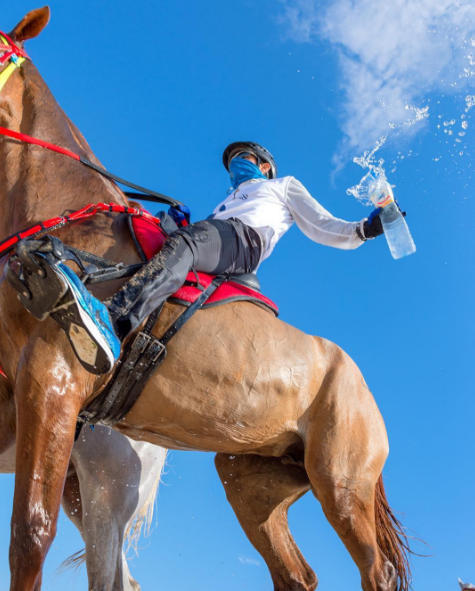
xmin=9 ymin=349 xmax=86 ymax=591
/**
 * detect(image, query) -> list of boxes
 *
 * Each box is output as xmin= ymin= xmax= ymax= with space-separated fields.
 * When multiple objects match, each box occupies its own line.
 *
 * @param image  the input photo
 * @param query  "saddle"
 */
xmin=5 ymin=209 xmax=278 ymax=428
xmin=128 ymin=214 xmax=278 ymax=314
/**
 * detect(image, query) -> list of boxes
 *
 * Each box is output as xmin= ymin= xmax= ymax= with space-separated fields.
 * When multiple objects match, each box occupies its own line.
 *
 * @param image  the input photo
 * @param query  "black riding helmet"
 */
xmin=222 ymin=142 xmax=278 ymax=180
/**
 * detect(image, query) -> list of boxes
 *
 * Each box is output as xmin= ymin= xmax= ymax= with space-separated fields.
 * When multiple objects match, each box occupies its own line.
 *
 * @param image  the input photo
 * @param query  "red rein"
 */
xmin=0 ymin=126 xmax=80 ymax=160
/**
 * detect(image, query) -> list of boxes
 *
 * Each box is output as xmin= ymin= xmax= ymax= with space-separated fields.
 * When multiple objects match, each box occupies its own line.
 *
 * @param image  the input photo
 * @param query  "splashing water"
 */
xmin=346 ymin=105 xmax=429 ymax=205
xmin=465 ymin=95 xmax=475 ymax=111
xmin=347 ymin=137 xmax=389 ymax=206
xmin=346 ymin=103 xmax=431 ymax=205
xmin=402 ymin=104 xmax=430 ymax=127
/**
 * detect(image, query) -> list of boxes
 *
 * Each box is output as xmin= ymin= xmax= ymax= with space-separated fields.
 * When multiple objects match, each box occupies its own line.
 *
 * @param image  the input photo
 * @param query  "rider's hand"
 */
xmin=359 ymin=204 xmax=407 ymax=241
xmin=168 ymin=204 xmax=191 ymax=226
xmin=361 ymin=208 xmax=383 ymax=240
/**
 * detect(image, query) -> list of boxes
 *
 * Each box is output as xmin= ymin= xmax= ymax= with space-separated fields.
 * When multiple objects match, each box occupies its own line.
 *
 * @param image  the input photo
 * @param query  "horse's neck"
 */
xmin=0 ymin=62 xmax=125 ymax=242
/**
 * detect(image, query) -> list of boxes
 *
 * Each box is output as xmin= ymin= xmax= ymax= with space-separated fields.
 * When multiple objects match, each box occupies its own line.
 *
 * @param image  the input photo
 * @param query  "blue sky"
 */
xmin=0 ymin=1 xmax=474 ymax=590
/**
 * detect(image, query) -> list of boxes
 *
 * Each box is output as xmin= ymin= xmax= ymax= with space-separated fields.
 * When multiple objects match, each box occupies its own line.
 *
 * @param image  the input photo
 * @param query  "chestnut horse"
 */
xmin=0 ymin=7 xmax=410 ymax=591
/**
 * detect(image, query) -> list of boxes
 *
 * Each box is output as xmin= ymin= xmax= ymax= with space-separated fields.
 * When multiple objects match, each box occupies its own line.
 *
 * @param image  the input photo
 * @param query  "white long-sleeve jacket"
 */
xmin=211 ymin=176 xmax=364 ymax=263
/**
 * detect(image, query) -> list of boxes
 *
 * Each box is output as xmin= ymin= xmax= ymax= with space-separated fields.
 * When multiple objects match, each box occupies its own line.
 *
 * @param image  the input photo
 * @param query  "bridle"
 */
xmin=0 ymin=30 xmax=30 ymax=92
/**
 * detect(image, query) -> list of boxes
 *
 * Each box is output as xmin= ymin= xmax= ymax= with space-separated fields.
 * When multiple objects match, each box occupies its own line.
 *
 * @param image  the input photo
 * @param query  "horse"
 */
xmin=0 ymin=374 xmax=166 ymax=591
xmin=0 ymin=7 xmax=410 ymax=591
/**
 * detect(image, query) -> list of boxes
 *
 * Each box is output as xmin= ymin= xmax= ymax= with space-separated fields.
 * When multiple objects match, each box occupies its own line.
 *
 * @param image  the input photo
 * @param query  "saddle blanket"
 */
xmin=130 ymin=214 xmax=278 ymax=315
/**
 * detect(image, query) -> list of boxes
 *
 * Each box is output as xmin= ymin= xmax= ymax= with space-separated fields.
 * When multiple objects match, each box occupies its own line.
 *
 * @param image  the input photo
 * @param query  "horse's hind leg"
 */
xmin=303 ymin=346 xmax=409 ymax=591
xmin=72 ymin=425 xmax=144 ymax=591
xmin=215 ymin=453 xmax=317 ymax=591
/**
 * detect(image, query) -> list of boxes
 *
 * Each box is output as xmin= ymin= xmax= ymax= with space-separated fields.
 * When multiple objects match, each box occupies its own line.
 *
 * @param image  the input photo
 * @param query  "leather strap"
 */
xmin=160 ymin=276 xmax=226 ymax=346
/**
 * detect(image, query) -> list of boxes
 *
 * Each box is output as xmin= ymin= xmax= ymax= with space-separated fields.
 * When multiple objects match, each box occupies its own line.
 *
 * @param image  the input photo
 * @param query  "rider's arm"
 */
xmin=285 ymin=177 xmax=365 ymax=250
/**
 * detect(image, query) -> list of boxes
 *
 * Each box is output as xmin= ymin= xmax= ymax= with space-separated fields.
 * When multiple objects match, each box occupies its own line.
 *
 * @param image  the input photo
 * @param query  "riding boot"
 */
xmin=106 ymin=218 xmax=261 ymax=340
xmin=106 ymin=233 xmax=194 ymax=339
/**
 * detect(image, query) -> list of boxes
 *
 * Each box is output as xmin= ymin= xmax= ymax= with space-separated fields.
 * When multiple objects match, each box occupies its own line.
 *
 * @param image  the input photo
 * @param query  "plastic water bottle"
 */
xmin=366 ymin=173 xmax=416 ymax=260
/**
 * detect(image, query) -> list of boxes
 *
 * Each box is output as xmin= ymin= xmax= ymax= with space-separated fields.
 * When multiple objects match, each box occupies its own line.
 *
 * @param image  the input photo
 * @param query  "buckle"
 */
xmin=132 ymin=331 xmax=152 ymax=354
xmin=149 ymin=340 xmax=166 ymax=363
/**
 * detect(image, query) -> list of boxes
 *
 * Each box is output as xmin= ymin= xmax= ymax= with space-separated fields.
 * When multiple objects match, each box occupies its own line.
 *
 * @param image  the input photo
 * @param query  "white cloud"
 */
xmin=238 ymin=555 xmax=261 ymax=566
xmin=280 ymin=0 xmax=475 ymax=164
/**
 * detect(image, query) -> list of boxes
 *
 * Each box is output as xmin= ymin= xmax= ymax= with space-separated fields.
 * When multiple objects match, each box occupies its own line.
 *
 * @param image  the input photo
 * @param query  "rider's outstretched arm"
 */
xmin=285 ymin=177 xmax=365 ymax=250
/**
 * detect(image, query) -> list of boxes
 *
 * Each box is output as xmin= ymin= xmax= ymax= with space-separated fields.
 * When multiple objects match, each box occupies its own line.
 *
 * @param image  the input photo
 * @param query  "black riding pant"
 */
xmin=107 ymin=218 xmax=262 ymax=336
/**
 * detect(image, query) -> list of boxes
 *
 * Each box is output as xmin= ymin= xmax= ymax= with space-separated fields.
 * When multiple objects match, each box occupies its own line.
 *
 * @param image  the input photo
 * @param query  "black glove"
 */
xmin=362 ymin=208 xmax=384 ymax=240
xmin=358 ymin=205 xmax=406 ymax=241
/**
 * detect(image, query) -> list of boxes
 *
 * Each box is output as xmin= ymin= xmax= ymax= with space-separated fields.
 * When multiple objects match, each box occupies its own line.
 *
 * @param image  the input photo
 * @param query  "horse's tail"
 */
xmin=57 ymin=549 xmax=86 ymax=573
xmin=124 ymin=468 xmax=163 ymax=555
xmin=375 ymin=474 xmax=411 ymax=591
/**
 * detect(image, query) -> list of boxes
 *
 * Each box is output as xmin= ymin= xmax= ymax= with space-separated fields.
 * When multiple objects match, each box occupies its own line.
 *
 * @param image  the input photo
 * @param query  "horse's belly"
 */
xmin=119 ymin=303 xmax=320 ymax=455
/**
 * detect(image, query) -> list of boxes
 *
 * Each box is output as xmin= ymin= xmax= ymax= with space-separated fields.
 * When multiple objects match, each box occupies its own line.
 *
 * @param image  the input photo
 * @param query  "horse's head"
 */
xmin=0 ymin=8 xmax=50 ymax=121
xmin=0 ymin=6 xmax=50 ymax=96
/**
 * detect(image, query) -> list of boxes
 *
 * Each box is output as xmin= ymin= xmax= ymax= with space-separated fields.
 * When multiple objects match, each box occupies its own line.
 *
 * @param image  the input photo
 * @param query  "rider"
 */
xmin=52 ymin=142 xmax=384 ymax=374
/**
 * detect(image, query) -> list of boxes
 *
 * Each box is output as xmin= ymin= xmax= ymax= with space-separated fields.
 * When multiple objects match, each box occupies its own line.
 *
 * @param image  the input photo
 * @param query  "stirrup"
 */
xmin=50 ymin=264 xmax=120 ymax=375
xmin=7 ymin=237 xmax=120 ymax=374
xmin=6 ymin=247 xmax=68 ymax=321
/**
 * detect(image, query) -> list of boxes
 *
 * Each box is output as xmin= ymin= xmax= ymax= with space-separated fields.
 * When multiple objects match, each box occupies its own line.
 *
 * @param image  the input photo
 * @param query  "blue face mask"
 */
xmin=229 ymin=157 xmax=268 ymax=189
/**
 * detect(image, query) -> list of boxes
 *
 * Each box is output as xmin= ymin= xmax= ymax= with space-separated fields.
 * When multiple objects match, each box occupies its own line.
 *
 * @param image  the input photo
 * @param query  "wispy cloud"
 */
xmin=280 ymin=0 xmax=475 ymax=165
xmin=238 ymin=555 xmax=261 ymax=567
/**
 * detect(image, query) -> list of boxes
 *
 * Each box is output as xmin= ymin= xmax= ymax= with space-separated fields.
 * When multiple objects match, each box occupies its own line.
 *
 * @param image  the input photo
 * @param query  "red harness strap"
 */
xmin=0 ymin=202 xmax=162 ymax=258
xmin=0 ymin=126 xmax=80 ymax=159
xmin=0 ymin=31 xmax=30 ymax=65
xmin=0 ymin=203 xmax=162 ymax=379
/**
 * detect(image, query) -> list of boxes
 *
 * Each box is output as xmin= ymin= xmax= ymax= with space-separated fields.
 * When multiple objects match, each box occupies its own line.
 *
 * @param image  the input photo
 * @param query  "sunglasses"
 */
xmin=232 ymin=151 xmax=258 ymax=161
